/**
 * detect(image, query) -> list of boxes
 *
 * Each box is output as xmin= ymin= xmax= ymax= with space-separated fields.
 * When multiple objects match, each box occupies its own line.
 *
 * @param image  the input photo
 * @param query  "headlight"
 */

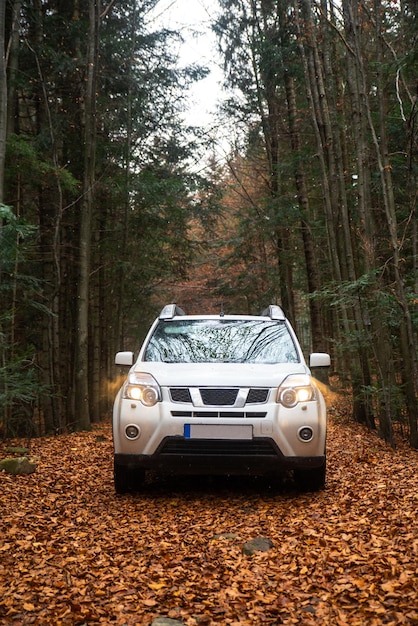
xmin=278 ymin=375 xmax=316 ymax=408
xmin=123 ymin=372 xmax=161 ymax=407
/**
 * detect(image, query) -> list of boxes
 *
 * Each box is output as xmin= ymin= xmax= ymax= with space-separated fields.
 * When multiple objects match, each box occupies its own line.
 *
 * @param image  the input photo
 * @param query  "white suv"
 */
xmin=113 ymin=304 xmax=330 ymax=493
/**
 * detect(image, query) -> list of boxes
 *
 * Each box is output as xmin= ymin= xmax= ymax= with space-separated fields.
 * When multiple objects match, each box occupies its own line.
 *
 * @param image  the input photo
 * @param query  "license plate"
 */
xmin=184 ymin=424 xmax=253 ymax=440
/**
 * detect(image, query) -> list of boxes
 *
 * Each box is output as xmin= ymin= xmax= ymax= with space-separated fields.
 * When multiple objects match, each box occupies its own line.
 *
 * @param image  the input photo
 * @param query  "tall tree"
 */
xmin=0 ymin=0 xmax=6 ymax=202
xmin=74 ymin=0 xmax=100 ymax=430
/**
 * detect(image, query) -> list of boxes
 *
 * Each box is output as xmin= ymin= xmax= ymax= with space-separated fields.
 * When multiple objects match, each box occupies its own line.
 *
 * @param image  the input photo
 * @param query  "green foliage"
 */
xmin=6 ymin=134 xmax=79 ymax=193
xmin=0 ymin=205 xmax=37 ymax=273
xmin=0 ymin=205 xmax=51 ymax=438
xmin=0 ymin=351 xmax=39 ymax=407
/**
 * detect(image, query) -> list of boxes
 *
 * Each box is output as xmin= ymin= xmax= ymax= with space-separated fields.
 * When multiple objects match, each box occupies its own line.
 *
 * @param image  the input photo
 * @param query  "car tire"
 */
xmin=294 ymin=459 xmax=326 ymax=492
xmin=114 ymin=461 xmax=145 ymax=494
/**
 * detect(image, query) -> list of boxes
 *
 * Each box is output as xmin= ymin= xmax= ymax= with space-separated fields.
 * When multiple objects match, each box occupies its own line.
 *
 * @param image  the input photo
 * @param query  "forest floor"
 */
xmin=0 ymin=395 xmax=417 ymax=626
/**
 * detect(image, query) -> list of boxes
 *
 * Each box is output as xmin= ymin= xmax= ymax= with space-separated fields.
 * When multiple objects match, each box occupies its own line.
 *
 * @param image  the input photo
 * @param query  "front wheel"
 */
xmin=294 ymin=460 xmax=326 ymax=492
xmin=114 ymin=461 xmax=145 ymax=494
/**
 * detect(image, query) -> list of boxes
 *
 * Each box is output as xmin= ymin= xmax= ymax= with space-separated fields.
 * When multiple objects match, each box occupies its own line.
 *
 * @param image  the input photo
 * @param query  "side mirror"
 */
xmin=309 ymin=353 xmax=330 ymax=368
xmin=115 ymin=351 xmax=134 ymax=366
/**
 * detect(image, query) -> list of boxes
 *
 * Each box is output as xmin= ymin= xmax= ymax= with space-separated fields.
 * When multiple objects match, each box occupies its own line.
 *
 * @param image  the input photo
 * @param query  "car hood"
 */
xmin=132 ymin=361 xmax=310 ymax=387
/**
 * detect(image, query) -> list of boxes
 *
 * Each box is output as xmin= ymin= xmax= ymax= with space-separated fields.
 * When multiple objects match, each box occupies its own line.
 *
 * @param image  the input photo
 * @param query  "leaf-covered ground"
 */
xmin=0 ymin=407 xmax=417 ymax=625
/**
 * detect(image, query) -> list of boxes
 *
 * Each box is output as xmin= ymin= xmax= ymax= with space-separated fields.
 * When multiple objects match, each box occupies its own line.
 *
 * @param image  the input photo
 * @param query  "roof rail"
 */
xmin=159 ymin=304 xmax=186 ymax=320
xmin=262 ymin=304 xmax=285 ymax=320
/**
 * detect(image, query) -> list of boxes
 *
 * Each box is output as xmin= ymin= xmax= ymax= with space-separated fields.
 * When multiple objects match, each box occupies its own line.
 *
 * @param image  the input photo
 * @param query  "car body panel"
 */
xmin=130 ymin=361 xmax=310 ymax=387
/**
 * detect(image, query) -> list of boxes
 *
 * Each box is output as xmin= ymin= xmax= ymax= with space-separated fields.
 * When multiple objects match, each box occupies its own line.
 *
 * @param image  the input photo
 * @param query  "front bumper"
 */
xmin=114 ymin=436 xmax=326 ymax=476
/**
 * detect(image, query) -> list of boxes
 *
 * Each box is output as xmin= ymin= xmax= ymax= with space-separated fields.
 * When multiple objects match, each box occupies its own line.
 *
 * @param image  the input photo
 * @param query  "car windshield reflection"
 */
xmin=144 ymin=320 xmax=299 ymax=364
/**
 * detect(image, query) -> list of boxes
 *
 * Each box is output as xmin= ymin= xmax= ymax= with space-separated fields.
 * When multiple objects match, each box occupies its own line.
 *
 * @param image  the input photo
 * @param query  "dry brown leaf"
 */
xmin=0 ymin=411 xmax=417 ymax=626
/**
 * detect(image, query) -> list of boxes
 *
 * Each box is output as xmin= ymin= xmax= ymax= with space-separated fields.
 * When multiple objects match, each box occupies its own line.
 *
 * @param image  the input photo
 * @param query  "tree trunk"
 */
xmin=249 ymin=1 xmax=296 ymax=325
xmin=0 ymin=0 xmax=7 ymax=203
xmin=283 ymin=71 xmax=326 ymax=354
xmin=74 ymin=0 xmax=100 ymax=430
xmin=295 ymin=0 xmax=352 ymax=373
xmin=0 ymin=0 xmax=7 ymax=430
xmin=6 ymin=0 xmax=21 ymax=138
xmin=373 ymin=1 xmax=418 ymax=447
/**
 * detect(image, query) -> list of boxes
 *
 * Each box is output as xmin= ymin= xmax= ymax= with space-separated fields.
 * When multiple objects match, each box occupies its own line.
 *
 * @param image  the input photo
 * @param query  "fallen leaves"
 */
xmin=0 ymin=412 xmax=417 ymax=626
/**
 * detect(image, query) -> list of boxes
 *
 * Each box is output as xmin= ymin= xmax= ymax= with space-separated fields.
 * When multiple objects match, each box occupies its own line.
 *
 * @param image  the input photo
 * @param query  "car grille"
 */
xmin=247 ymin=389 xmax=269 ymax=403
xmin=171 ymin=411 xmax=267 ymax=418
xmin=159 ymin=438 xmax=277 ymax=456
xmin=170 ymin=388 xmax=193 ymax=403
xmin=170 ymin=387 xmax=269 ymax=405
xmin=200 ymin=388 xmax=237 ymax=405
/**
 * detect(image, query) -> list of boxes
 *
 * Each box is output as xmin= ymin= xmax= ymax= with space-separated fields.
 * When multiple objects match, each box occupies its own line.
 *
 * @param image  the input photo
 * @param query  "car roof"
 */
xmin=158 ymin=304 xmax=286 ymax=321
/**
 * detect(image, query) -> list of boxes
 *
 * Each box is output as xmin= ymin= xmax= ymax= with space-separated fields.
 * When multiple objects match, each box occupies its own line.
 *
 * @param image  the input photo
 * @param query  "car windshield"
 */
xmin=144 ymin=319 xmax=299 ymax=364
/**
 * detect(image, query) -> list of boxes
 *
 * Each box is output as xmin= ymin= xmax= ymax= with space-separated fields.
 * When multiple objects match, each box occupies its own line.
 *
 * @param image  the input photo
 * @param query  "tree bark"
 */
xmin=283 ymin=71 xmax=326 ymax=353
xmin=0 ymin=0 xmax=7 ymax=203
xmin=74 ymin=0 xmax=100 ymax=430
xmin=372 ymin=1 xmax=417 ymax=447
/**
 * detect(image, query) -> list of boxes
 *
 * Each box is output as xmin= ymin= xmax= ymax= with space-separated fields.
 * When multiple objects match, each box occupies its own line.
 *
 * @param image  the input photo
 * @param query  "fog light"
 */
xmin=125 ymin=424 xmax=140 ymax=440
xmin=298 ymin=426 xmax=314 ymax=442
